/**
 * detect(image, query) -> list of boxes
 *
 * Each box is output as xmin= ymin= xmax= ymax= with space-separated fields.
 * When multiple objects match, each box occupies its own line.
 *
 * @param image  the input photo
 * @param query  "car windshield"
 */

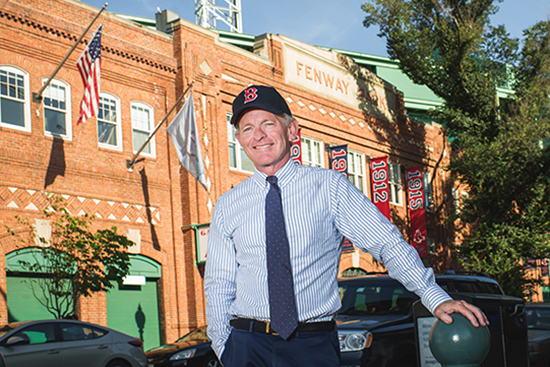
xmin=526 ymin=307 xmax=550 ymax=330
xmin=338 ymin=280 xmax=418 ymax=316
xmin=176 ymin=327 xmax=210 ymax=343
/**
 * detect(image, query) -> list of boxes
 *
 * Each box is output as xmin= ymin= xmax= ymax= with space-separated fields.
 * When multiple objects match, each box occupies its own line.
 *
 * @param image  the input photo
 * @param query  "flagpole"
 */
xmin=126 ymin=81 xmax=195 ymax=171
xmin=32 ymin=3 xmax=108 ymax=103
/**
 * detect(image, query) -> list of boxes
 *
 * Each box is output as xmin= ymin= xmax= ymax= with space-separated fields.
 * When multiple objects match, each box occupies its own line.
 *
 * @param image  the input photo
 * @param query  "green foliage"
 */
xmin=362 ymin=0 xmax=550 ymax=297
xmin=6 ymin=195 xmax=133 ymax=319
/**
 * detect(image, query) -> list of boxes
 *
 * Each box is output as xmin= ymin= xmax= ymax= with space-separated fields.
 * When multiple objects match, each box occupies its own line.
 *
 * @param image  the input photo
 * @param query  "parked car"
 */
xmin=337 ymin=271 xmax=519 ymax=367
xmin=0 ymin=319 xmax=147 ymax=367
xmin=526 ymin=303 xmax=550 ymax=366
xmin=145 ymin=325 xmax=220 ymax=367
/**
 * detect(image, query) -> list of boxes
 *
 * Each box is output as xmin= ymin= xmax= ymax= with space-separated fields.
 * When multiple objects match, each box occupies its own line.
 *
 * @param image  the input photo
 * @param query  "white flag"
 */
xmin=167 ymin=92 xmax=207 ymax=190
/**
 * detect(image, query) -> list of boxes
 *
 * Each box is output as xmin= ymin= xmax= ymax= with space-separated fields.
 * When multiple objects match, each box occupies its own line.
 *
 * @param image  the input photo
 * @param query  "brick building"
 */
xmin=0 ymin=0 xmax=456 ymax=348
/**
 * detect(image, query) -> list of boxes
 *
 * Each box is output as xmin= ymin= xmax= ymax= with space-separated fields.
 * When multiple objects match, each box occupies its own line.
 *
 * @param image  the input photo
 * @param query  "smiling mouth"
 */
xmin=255 ymin=144 xmax=272 ymax=149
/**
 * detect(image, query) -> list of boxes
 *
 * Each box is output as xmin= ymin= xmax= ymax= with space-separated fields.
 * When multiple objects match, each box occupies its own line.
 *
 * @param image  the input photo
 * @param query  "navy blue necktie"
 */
xmin=265 ymin=175 xmax=298 ymax=339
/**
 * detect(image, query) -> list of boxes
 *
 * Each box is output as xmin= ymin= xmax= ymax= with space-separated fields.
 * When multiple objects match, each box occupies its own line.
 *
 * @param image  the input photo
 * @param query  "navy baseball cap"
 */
xmin=230 ymin=85 xmax=292 ymax=126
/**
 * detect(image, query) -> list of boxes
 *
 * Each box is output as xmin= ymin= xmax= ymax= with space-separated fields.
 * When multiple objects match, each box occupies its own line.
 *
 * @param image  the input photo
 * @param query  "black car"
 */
xmin=337 ymin=271 xmax=517 ymax=367
xmin=337 ymin=275 xmax=419 ymax=367
xmin=145 ymin=326 xmax=220 ymax=367
xmin=526 ymin=303 xmax=550 ymax=366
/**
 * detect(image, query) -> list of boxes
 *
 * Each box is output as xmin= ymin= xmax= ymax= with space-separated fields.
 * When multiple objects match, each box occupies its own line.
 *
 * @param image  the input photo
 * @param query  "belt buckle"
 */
xmin=264 ymin=321 xmax=278 ymax=335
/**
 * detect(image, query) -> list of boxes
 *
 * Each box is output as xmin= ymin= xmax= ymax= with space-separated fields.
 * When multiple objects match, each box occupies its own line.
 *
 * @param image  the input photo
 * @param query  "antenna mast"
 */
xmin=194 ymin=0 xmax=242 ymax=33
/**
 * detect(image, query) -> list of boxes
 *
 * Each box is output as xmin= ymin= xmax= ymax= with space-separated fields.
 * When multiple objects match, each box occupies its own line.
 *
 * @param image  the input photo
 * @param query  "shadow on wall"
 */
xmin=135 ymin=303 xmax=146 ymax=343
xmin=44 ymin=137 xmax=66 ymax=189
xmin=139 ymin=168 xmax=160 ymax=251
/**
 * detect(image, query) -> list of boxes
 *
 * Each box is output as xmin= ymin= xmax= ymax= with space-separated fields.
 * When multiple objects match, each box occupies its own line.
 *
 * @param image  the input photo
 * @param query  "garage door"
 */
xmin=106 ymin=255 xmax=162 ymax=351
xmin=6 ymin=274 xmax=56 ymax=322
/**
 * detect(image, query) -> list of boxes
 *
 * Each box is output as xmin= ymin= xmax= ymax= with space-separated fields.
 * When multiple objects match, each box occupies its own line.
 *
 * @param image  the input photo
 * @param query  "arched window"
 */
xmin=43 ymin=78 xmax=72 ymax=139
xmin=0 ymin=65 xmax=31 ymax=132
xmin=97 ymin=92 xmax=122 ymax=150
xmin=131 ymin=101 xmax=155 ymax=157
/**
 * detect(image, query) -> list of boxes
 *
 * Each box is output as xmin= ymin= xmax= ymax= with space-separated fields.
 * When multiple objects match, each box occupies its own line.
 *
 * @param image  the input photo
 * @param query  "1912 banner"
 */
xmin=290 ymin=129 xmax=302 ymax=164
xmin=330 ymin=144 xmax=348 ymax=177
xmin=370 ymin=156 xmax=391 ymax=220
xmin=406 ymin=166 xmax=428 ymax=258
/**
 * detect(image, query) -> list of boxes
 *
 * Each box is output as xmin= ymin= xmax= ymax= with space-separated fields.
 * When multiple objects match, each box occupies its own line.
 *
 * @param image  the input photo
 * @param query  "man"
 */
xmin=204 ymin=85 xmax=488 ymax=366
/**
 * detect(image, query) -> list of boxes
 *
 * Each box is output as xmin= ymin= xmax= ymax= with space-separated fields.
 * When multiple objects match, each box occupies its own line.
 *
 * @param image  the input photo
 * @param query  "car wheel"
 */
xmin=203 ymin=356 xmax=220 ymax=367
xmin=106 ymin=360 xmax=131 ymax=367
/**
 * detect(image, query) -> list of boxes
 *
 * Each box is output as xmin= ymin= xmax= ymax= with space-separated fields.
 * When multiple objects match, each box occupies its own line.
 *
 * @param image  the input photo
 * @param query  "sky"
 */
xmin=82 ymin=0 xmax=550 ymax=57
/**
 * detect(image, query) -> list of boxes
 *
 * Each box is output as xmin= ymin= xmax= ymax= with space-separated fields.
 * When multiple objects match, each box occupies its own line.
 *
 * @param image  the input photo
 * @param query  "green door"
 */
xmin=5 ymin=248 xmax=57 ymax=322
xmin=106 ymin=279 xmax=160 ymax=350
xmin=6 ymin=275 xmax=55 ymax=322
xmin=106 ymin=255 xmax=162 ymax=351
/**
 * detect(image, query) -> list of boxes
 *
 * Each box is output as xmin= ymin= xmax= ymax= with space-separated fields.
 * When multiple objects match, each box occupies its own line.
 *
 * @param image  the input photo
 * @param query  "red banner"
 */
xmin=290 ymin=129 xmax=302 ymax=164
xmin=406 ymin=166 xmax=428 ymax=258
xmin=330 ymin=144 xmax=348 ymax=178
xmin=542 ymin=259 xmax=548 ymax=276
xmin=370 ymin=156 xmax=391 ymax=220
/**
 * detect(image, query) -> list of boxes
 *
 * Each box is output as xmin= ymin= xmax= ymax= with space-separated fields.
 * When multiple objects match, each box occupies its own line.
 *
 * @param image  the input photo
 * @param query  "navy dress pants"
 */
xmin=220 ymin=328 xmax=340 ymax=367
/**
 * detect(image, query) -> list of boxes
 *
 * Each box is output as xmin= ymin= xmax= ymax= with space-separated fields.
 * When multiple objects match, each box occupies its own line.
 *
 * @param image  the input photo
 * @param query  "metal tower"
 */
xmin=194 ymin=0 xmax=243 ymax=33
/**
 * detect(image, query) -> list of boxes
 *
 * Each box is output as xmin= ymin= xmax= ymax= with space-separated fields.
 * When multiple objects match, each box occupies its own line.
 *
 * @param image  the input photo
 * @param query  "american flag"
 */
xmin=76 ymin=24 xmax=102 ymax=124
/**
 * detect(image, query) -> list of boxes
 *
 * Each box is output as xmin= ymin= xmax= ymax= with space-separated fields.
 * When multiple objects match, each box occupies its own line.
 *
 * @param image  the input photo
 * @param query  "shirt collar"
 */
xmin=252 ymin=159 xmax=298 ymax=189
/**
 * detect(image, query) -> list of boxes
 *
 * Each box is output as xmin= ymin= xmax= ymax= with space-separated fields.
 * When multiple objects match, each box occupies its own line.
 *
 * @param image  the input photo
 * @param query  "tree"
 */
xmin=6 ymin=195 xmax=134 ymax=319
xmin=362 ymin=0 xmax=550 ymax=298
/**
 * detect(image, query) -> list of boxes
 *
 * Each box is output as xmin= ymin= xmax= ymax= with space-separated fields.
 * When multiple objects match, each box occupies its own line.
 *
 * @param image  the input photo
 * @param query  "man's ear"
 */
xmin=287 ymin=118 xmax=299 ymax=142
xmin=235 ymin=128 xmax=242 ymax=145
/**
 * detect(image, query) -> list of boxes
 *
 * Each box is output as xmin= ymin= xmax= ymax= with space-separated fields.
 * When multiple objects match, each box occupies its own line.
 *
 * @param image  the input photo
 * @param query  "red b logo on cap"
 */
xmin=244 ymin=87 xmax=258 ymax=104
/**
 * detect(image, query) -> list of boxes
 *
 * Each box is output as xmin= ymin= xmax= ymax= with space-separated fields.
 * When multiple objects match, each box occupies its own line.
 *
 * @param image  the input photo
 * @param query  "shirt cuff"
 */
xmin=420 ymin=284 xmax=453 ymax=314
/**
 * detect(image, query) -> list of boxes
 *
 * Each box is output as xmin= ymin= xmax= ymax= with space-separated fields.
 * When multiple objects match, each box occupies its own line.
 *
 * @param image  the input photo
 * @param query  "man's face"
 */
xmin=235 ymin=109 xmax=298 ymax=176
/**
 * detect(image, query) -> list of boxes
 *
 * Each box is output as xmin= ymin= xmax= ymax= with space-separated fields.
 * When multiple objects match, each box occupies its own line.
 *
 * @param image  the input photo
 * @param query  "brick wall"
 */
xmin=0 ymin=0 xmax=456 ymax=345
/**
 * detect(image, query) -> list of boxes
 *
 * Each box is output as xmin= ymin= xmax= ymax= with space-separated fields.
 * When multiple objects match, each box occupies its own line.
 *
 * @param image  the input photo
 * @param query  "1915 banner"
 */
xmin=370 ymin=156 xmax=390 ymax=220
xmin=330 ymin=144 xmax=348 ymax=177
xmin=291 ymin=129 xmax=302 ymax=164
xmin=406 ymin=166 xmax=428 ymax=258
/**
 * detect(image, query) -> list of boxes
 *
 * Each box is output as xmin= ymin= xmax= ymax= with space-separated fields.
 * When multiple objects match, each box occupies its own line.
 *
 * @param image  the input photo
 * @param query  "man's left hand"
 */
xmin=433 ymin=300 xmax=489 ymax=327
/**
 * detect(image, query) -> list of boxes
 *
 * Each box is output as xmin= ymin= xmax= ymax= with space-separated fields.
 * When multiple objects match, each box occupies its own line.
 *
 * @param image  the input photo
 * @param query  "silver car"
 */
xmin=0 ymin=319 xmax=147 ymax=367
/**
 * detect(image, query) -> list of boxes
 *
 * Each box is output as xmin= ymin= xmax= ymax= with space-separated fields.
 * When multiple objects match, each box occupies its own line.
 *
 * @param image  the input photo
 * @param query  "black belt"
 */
xmin=230 ymin=318 xmax=335 ymax=335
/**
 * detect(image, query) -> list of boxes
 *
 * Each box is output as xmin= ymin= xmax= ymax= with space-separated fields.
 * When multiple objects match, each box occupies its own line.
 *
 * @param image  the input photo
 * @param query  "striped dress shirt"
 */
xmin=204 ymin=159 xmax=451 ymax=358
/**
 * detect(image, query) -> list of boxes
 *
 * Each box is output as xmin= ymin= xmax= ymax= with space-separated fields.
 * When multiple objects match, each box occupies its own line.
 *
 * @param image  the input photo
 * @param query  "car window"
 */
xmin=436 ymin=281 xmax=450 ymax=292
xmin=526 ymin=307 xmax=550 ymax=330
xmin=480 ymin=282 xmax=503 ymax=295
xmin=449 ymin=280 xmax=503 ymax=295
xmin=13 ymin=323 xmax=56 ymax=345
xmin=60 ymin=323 xmax=106 ymax=341
xmin=338 ymin=282 xmax=417 ymax=316
xmin=452 ymin=280 xmax=479 ymax=293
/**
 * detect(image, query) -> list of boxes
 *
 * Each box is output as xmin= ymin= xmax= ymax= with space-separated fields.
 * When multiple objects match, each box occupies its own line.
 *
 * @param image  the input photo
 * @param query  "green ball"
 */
xmin=429 ymin=313 xmax=491 ymax=367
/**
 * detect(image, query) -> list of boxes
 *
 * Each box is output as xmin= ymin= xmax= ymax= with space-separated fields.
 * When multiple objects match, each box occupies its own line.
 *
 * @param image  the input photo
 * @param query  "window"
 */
xmin=388 ymin=161 xmax=402 ymax=205
xmin=0 ymin=66 xmax=31 ymax=131
xmin=14 ymin=323 xmax=57 ymax=345
xmin=131 ymin=102 xmax=155 ymax=156
xmin=302 ymin=136 xmax=323 ymax=167
xmin=227 ymin=113 xmax=254 ymax=172
xmin=60 ymin=322 xmax=106 ymax=341
xmin=43 ymin=79 xmax=71 ymax=139
xmin=97 ymin=94 xmax=122 ymax=150
xmin=348 ymin=150 xmax=367 ymax=193
xmin=424 ymin=171 xmax=434 ymax=212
